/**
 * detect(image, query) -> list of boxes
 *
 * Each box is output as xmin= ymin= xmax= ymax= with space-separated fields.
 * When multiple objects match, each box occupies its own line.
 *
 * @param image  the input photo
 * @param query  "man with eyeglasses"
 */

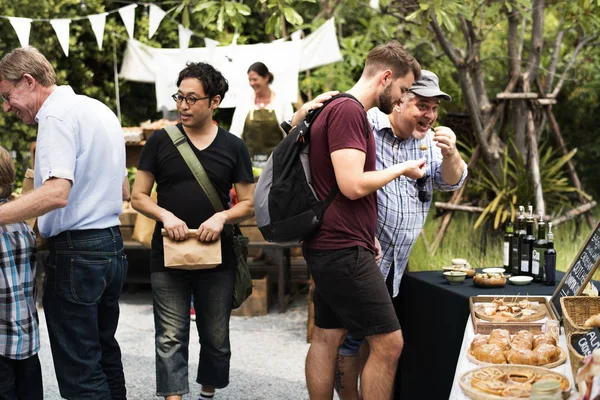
xmin=131 ymin=62 xmax=254 ymax=400
xmin=0 ymin=47 xmax=129 ymax=399
xmin=335 ymin=70 xmax=468 ymax=399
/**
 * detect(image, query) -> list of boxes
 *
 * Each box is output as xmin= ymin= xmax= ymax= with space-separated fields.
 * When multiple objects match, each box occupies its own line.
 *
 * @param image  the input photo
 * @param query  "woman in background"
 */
xmin=230 ymin=62 xmax=293 ymax=177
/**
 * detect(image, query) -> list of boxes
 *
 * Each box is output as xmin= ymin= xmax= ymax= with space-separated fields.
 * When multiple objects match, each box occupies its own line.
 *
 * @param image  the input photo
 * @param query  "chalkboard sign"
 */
xmin=571 ymin=328 xmax=600 ymax=357
xmin=551 ymin=220 xmax=600 ymax=319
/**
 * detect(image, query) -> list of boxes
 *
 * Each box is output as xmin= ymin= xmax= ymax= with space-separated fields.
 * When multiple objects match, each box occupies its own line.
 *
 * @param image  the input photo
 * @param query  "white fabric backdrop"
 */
xmin=119 ymin=18 xmax=342 ymax=110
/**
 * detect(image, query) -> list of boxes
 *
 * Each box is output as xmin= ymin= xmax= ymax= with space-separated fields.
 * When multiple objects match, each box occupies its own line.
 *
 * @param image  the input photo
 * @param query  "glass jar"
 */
xmin=530 ymin=380 xmax=562 ymax=400
xmin=545 ymin=319 xmax=560 ymax=342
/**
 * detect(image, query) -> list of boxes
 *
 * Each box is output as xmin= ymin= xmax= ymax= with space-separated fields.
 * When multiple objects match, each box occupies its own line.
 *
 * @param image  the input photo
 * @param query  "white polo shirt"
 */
xmin=34 ymin=85 xmax=126 ymax=238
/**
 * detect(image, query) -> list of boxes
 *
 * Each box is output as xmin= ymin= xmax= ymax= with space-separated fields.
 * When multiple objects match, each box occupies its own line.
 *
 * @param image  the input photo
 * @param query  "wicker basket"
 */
xmin=560 ymin=296 xmax=600 ymax=337
xmin=567 ymin=331 xmax=588 ymax=380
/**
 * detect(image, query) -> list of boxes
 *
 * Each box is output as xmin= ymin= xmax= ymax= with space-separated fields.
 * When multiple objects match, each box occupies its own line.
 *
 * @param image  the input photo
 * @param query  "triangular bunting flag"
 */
xmin=88 ymin=13 xmax=107 ymax=50
xmin=290 ymin=30 xmax=303 ymax=41
xmin=118 ymin=4 xmax=137 ymax=39
xmin=204 ymin=38 xmax=219 ymax=49
xmin=148 ymin=4 xmax=167 ymax=38
xmin=50 ymin=19 xmax=71 ymax=56
xmin=7 ymin=17 xmax=32 ymax=47
xmin=178 ymin=25 xmax=193 ymax=49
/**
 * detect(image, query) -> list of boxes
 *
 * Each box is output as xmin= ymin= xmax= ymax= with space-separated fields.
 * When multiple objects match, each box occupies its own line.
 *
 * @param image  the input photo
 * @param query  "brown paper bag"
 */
xmin=161 ymin=229 xmax=222 ymax=270
xmin=21 ymin=169 xmax=46 ymax=249
xmin=132 ymin=190 xmax=157 ymax=248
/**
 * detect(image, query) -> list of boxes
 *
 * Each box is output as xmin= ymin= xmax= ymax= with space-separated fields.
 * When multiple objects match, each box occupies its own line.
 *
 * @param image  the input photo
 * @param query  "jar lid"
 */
xmin=531 ymin=380 xmax=561 ymax=393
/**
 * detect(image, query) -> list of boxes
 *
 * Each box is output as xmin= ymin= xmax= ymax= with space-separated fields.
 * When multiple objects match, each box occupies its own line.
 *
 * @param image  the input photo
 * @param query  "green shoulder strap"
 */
xmin=164 ymin=125 xmax=224 ymax=213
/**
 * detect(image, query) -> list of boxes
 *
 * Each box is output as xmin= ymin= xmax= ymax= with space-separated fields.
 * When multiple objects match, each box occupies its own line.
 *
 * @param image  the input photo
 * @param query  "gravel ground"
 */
xmin=38 ymin=285 xmax=314 ymax=400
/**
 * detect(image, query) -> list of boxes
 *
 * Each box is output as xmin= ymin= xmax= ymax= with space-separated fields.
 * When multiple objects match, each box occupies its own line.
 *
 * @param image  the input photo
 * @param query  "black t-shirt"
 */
xmin=137 ymin=123 xmax=253 ymax=272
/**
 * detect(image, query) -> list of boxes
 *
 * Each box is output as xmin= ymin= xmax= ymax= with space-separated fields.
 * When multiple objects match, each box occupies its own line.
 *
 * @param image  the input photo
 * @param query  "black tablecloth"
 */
xmin=392 ymin=269 xmax=565 ymax=400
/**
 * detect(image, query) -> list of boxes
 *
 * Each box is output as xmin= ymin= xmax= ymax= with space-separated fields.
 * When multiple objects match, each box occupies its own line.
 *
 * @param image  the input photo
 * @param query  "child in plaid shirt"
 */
xmin=0 ymin=145 xmax=42 ymax=399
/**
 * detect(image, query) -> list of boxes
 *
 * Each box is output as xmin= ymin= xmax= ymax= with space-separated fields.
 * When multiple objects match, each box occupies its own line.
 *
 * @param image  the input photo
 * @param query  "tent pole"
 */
xmin=112 ymin=35 xmax=122 ymax=122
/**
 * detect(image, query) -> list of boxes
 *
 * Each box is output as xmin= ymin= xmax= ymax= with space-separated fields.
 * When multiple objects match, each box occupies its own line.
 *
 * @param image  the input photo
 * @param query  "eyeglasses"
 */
xmin=171 ymin=93 xmax=210 ymax=106
xmin=1 ymin=77 xmax=23 ymax=105
xmin=416 ymin=176 xmax=432 ymax=203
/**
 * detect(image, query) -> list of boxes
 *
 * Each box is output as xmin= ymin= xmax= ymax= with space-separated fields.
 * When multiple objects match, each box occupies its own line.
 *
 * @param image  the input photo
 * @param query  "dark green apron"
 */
xmin=241 ymin=108 xmax=284 ymax=176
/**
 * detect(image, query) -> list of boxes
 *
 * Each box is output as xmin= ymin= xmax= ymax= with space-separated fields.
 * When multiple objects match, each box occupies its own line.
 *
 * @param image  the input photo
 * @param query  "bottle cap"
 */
xmin=547 ymin=222 xmax=554 ymax=241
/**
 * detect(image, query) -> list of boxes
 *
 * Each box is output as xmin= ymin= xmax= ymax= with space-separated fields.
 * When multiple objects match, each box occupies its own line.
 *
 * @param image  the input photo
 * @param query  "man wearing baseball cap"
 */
xmin=334 ymin=70 xmax=468 ymax=399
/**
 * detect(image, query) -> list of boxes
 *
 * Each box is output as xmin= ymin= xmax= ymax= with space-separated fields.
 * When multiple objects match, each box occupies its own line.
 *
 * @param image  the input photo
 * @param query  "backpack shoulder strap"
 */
xmin=163 ymin=125 xmax=224 ymax=213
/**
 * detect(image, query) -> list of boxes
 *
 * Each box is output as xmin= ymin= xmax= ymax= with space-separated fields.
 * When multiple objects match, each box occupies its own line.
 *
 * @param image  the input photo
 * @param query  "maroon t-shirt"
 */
xmin=304 ymin=97 xmax=377 ymax=253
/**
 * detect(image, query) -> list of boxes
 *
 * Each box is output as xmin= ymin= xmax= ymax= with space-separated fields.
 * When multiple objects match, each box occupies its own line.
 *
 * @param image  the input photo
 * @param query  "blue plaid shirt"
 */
xmin=367 ymin=108 xmax=468 ymax=297
xmin=0 ymin=198 xmax=39 ymax=360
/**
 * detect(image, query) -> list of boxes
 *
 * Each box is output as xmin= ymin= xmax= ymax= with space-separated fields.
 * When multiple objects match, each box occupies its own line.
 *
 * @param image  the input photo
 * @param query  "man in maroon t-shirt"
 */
xmin=298 ymin=41 xmax=426 ymax=399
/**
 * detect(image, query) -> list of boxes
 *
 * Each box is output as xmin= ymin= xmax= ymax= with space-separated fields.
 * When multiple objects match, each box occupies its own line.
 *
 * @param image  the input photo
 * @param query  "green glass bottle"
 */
xmin=531 ymin=213 xmax=547 ymax=283
xmin=520 ymin=205 xmax=535 ymax=276
xmin=511 ymin=206 xmax=525 ymax=276
xmin=504 ymin=221 xmax=514 ymax=271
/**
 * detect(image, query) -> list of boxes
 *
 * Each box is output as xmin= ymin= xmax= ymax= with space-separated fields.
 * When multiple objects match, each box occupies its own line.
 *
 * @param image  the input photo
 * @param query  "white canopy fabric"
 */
xmin=118 ymin=18 xmax=342 ymax=110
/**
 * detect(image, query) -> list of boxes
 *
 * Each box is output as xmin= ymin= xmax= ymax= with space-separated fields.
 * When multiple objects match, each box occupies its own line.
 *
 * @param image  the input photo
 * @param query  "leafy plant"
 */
xmin=472 ymin=141 xmax=589 ymax=230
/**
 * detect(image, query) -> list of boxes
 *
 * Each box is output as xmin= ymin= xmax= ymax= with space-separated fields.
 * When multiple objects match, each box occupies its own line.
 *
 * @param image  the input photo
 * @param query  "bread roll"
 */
xmin=533 ymin=343 xmax=559 ymax=365
xmin=533 ymin=334 xmax=557 ymax=348
xmin=472 ymin=344 xmax=507 ymax=364
xmin=505 ymin=348 xmax=538 ymax=365
xmin=584 ymin=313 xmax=600 ymax=328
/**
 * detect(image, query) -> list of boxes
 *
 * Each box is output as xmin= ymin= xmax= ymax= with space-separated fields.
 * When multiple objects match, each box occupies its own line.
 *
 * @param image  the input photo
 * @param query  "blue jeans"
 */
xmin=151 ymin=265 xmax=234 ymax=396
xmin=43 ymin=227 xmax=128 ymax=400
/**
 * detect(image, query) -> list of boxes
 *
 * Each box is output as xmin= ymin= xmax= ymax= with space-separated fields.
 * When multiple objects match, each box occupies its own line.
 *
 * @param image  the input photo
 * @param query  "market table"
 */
xmin=449 ymin=308 xmax=578 ymax=399
xmin=392 ymin=269 xmax=565 ymax=400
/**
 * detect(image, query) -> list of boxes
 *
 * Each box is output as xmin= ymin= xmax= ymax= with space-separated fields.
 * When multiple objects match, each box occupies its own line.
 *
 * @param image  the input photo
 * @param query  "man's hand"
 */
xmin=374 ymin=237 xmax=383 ymax=262
xmin=398 ymin=158 xmax=427 ymax=180
xmin=161 ymin=212 xmax=189 ymax=241
xmin=291 ymin=90 xmax=340 ymax=127
xmin=196 ymin=212 xmax=227 ymax=242
xmin=433 ymin=126 xmax=459 ymax=159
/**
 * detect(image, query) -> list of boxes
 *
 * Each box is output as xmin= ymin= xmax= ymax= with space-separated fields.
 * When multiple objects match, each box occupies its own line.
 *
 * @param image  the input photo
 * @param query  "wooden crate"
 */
xmin=231 ymin=275 xmax=269 ymax=317
xmin=469 ymin=295 xmax=559 ymax=334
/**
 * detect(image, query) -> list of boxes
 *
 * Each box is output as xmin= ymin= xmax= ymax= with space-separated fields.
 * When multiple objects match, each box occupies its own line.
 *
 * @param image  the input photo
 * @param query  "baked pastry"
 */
xmin=506 ymin=369 xmax=536 ymax=385
xmin=533 ymin=334 xmax=557 ymax=348
xmin=470 ymin=335 xmax=489 ymax=351
xmin=472 ymin=344 xmax=507 ymax=364
xmin=505 ymin=348 xmax=539 ymax=365
xmin=489 ymin=329 xmax=510 ymax=341
xmin=501 ymin=384 xmax=532 ymax=398
xmin=584 ymin=313 xmax=600 ymax=328
xmin=533 ymin=343 xmax=560 ymax=365
xmin=471 ymin=379 xmax=507 ymax=396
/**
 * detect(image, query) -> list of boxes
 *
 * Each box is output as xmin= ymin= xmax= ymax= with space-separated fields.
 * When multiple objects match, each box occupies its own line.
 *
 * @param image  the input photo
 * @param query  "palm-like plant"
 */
xmin=471 ymin=141 xmax=590 ymax=230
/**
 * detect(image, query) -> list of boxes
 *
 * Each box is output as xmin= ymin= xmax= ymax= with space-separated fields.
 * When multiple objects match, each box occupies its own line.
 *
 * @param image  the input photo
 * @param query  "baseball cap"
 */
xmin=409 ymin=70 xmax=451 ymax=101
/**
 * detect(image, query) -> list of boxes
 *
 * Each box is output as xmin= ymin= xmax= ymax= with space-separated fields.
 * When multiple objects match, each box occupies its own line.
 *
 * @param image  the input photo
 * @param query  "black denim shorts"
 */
xmin=304 ymin=246 xmax=400 ymax=339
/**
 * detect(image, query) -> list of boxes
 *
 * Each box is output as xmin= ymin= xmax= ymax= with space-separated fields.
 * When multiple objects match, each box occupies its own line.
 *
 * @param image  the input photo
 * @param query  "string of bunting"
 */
xmin=0 ymin=2 xmax=214 ymax=56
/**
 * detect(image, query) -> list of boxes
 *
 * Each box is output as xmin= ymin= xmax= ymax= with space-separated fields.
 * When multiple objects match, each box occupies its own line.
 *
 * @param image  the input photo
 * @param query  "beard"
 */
xmin=378 ymin=84 xmax=394 ymax=114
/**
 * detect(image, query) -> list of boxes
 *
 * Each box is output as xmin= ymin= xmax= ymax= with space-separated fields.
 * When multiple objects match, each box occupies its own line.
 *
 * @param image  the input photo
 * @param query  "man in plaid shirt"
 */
xmin=0 ymin=145 xmax=42 ymax=399
xmin=335 ymin=70 xmax=468 ymax=399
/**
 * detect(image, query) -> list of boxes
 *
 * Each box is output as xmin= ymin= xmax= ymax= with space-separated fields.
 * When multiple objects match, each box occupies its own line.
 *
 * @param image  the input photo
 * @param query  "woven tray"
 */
xmin=466 ymin=345 xmax=567 ymax=369
xmin=474 ymin=303 xmax=546 ymax=323
xmin=560 ymin=296 xmax=600 ymax=338
xmin=459 ymin=364 xmax=571 ymax=400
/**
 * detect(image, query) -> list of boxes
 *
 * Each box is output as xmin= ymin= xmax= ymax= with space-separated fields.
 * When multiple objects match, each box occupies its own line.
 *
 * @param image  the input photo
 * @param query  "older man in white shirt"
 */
xmin=0 ymin=46 xmax=129 ymax=400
